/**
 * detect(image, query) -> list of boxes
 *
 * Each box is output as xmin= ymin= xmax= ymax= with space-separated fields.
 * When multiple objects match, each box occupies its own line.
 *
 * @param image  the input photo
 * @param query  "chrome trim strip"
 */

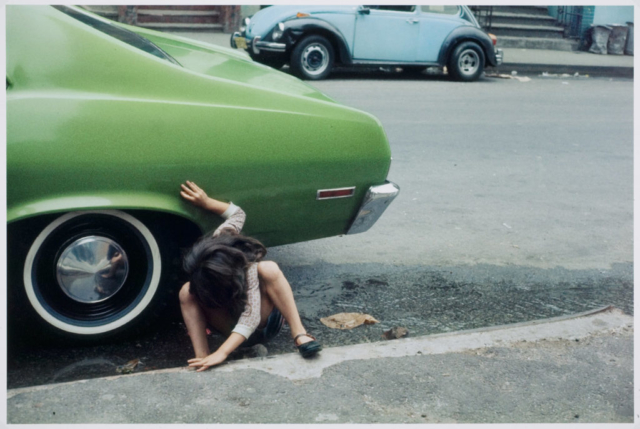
xmin=316 ymin=186 xmax=356 ymax=200
xmin=255 ymin=40 xmax=287 ymax=52
xmin=347 ymin=181 xmax=400 ymax=235
xmin=351 ymin=60 xmax=440 ymax=66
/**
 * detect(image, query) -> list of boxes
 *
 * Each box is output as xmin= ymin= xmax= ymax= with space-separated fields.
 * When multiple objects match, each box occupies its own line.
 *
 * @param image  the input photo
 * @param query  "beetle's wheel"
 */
xmin=458 ymin=49 xmax=480 ymax=75
xmin=290 ymin=35 xmax=335 ymax=80
xmin=448 ymin=41 xmax=485 ymax=82
xmin=21 ymin=211 xmax=162 ymax=338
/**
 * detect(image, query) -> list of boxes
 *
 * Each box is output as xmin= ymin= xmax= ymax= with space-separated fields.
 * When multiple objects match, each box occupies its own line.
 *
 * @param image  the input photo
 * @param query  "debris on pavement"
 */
xmin=382 ymin=326 xmax=409 ymax=340
xmin=485 ymin=73 xmax=511 ymax=79
xmin=320 ymin=313 xmax=379 ymax=330
xmin=116 ymin=358 xmax=141 ymax=374
xmin=540 ymin=71 xmax=589 ymax=79
xmin=485 ymin=73 xmax=531 ymax=82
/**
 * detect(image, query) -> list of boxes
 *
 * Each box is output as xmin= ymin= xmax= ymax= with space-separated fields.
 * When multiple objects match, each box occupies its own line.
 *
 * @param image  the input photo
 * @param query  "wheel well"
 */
xmin=295 ymin=30 xmax=345 ymax=64
xmin=446 ymin=38 xmax=488 ymax=65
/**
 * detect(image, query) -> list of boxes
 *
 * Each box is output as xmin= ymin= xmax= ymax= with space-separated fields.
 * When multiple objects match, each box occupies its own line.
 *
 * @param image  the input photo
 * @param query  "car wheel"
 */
xmin=290 ymin=35 xmax=334 ymax=80
xmin=448 ymin=41 xmax=485 ymax=82
xmin=19 ymin=210 xmax=165 ymax=340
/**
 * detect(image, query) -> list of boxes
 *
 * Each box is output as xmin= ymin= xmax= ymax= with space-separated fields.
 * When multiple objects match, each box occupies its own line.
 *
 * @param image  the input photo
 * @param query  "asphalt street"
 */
xmin=7 ymin=74 xmax=633 ymax=390
xmin=271 ymin=74 xmax=633 ymax=270
xmin=7 ymin=74 xmax=634 ymax=424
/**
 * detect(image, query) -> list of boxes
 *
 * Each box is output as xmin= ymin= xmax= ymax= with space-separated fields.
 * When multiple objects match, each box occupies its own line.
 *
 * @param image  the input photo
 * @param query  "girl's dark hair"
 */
xmin=183 ymin=232 xmax=266 ymax=319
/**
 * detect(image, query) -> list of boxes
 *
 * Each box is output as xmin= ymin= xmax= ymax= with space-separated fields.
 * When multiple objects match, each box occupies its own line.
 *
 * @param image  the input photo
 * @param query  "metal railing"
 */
xmin=469 ymin=6 xmax=494 ymax=31
xmin=557 ymin=6 xmax=584 ymax=39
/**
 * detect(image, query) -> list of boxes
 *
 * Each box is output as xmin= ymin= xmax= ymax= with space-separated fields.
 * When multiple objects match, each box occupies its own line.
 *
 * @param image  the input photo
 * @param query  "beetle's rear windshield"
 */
xmin=53 ymin=6 xmax=180 ymax=66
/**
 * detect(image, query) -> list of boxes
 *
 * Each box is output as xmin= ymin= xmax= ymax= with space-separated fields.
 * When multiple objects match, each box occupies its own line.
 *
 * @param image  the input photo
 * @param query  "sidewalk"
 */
xmin=497 ymin=47 xmax=634 ymax=78
xmin=6 ymin=307 xmax=633 ymax=424
xmin=172 ymin=31 xmax=634 ymax=78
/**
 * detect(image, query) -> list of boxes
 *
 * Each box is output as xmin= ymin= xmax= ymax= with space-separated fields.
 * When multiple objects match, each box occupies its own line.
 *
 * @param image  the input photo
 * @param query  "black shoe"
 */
xmin=294 ymin=333 xmax=322 ymax=358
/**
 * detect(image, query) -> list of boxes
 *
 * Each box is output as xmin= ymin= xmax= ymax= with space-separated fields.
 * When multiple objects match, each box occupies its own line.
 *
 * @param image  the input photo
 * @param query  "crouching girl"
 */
xmin=178 ymin=181 xmax=321 ymax=372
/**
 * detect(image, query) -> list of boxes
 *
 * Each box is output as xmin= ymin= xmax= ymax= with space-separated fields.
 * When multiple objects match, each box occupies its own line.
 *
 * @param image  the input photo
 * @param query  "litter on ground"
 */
xmin=382 ymin=326 xmax=409 ymax=340
xmin=320 ymin=313 xmax=380 ymax=330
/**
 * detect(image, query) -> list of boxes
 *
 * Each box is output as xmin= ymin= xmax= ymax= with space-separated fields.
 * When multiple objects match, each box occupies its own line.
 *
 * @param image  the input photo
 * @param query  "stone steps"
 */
xmin=79 ymin=5 xmax=234 ymax=31
xmin=491 ymin=6 xmax=550 ymax=16
xmin=474 ymin=6 xmax=579 ymax=50
xmin=136 ymin=22 xmax=224 ymax=31
xmin=136 ymin=9 xmax=221 ymax=26
xmin=496 ymin=36 xmax=579 ymax=51
xmin=490 ymin=11 xmax=559 ymax=27
xmin=490 ymin=23 xmax=566 ymax=39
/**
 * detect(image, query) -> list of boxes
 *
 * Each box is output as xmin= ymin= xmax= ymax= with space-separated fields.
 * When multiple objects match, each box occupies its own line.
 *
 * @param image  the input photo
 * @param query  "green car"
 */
xmin=6 ymin=5 xmax=399 ymax=340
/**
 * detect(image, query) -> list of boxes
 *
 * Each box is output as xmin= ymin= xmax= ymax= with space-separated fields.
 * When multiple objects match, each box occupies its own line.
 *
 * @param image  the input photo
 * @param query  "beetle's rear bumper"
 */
xmin=495 ymin=48 xmax=504 ymax=66
xmin=347 ymin=181 xmax=400 ymax=235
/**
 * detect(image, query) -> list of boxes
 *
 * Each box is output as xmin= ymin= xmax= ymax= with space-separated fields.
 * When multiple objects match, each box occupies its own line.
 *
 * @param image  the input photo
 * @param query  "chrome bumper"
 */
xmin=231 ymin=33 xmax=287 ymax=54
xmin=230 ymin=31 xmax=241 ymax=49
xmin=252 ymin=36 xmax=287 ymax=54
xmin=347 ymin=181 xmax=400 ymax=235
xmin=495 ymin=48 xmax=504 ymax=66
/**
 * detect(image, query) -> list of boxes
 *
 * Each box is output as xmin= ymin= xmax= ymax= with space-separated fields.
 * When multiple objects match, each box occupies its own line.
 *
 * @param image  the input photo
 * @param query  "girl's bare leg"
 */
xmin=179 ymin=282 xmax=211 ymax=358
xmin=258 ymin=261 xmax=314 ymax=346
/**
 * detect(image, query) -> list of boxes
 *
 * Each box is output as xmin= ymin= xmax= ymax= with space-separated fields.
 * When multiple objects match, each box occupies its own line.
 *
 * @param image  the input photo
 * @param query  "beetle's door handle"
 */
xmin=406 ymin=18 xmax=419 ymax=24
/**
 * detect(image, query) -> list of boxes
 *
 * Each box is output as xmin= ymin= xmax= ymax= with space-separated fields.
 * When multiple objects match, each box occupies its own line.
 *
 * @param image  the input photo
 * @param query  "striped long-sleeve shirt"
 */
xmin=213 ymin=203 xmax=261 ymax=340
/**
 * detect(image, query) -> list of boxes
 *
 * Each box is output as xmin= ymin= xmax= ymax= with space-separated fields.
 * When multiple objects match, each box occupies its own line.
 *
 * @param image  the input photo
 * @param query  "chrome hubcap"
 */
xmin=301 ymin=43 xmax=329 ymax=75
xmin=56 ymin=236 xmax=129 ymax=303
xmin=458 ymin=49 xmax=480 ymax=75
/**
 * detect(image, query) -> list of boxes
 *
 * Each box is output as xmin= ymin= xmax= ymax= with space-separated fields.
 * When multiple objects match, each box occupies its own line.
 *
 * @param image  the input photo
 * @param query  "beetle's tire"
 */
xmin=290 ymin=35 xmax=334 ymax=80
xmin=11 ymin=211 xmax=178 ymax=344
xmin=448 ymin=41 xmax=485 ymax=82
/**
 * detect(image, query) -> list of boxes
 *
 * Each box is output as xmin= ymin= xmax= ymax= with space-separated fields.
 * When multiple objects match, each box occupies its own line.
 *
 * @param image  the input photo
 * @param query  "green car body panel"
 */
xmin=7 ymin=5 xmax=392 ymax=246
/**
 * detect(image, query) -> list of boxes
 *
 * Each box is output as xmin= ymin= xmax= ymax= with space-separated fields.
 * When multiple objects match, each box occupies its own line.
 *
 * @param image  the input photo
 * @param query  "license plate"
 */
xmin=234 ymin=37 xmax=248 ymax=50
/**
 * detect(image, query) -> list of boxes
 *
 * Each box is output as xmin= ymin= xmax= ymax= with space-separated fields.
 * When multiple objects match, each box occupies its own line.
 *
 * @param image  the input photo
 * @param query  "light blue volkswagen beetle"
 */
xmin=231 ymin=5 xmax=503 ymax=81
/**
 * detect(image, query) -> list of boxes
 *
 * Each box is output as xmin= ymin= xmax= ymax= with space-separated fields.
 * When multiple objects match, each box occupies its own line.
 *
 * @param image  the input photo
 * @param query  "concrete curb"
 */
xmin=494 ymin=63 xmax=634 ymax=78
xmin=7 ymin=306 xmax=632 ymax=398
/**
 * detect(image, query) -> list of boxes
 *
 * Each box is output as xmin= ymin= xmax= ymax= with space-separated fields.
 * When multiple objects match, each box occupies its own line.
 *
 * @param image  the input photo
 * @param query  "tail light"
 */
xmin=317 ymin=187 xmax=355 ymax=200
xmin=488 ymin=33 xmax=497 ymax=46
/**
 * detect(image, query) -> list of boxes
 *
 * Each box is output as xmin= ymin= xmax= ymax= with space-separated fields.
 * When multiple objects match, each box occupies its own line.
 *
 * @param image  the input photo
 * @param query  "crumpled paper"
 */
xmin=320 ymin=313 xmax=379 ymax=330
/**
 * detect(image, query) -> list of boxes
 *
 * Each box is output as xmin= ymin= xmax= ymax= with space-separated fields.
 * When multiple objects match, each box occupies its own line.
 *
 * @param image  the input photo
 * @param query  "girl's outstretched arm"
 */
xmin=180 ymin=180 xmax=230 ymax=215
xmin=180 ymin=180 xmax=246 ymax=235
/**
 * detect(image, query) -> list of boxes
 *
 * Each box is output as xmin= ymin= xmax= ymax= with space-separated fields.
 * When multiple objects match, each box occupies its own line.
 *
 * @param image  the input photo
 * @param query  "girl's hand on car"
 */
xmin=188 ymin=350 xmax=228 ymax=372
xmin=180 ymin=181 xmax=210 ymax=208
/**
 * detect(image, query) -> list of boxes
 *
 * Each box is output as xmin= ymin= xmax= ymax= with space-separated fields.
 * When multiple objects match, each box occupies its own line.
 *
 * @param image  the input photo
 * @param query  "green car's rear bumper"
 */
xmin=347 ymin=181 xmax=400 ymax=235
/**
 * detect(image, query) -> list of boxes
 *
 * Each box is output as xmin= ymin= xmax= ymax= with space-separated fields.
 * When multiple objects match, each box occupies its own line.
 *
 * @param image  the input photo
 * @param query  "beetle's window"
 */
xmin=53 ymin=6 xmax=181 ymax=66
xmin=369 ymin=6 xmax=416 ymax=13
xmin=420 ymin=6 xmax=460 ymax=15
